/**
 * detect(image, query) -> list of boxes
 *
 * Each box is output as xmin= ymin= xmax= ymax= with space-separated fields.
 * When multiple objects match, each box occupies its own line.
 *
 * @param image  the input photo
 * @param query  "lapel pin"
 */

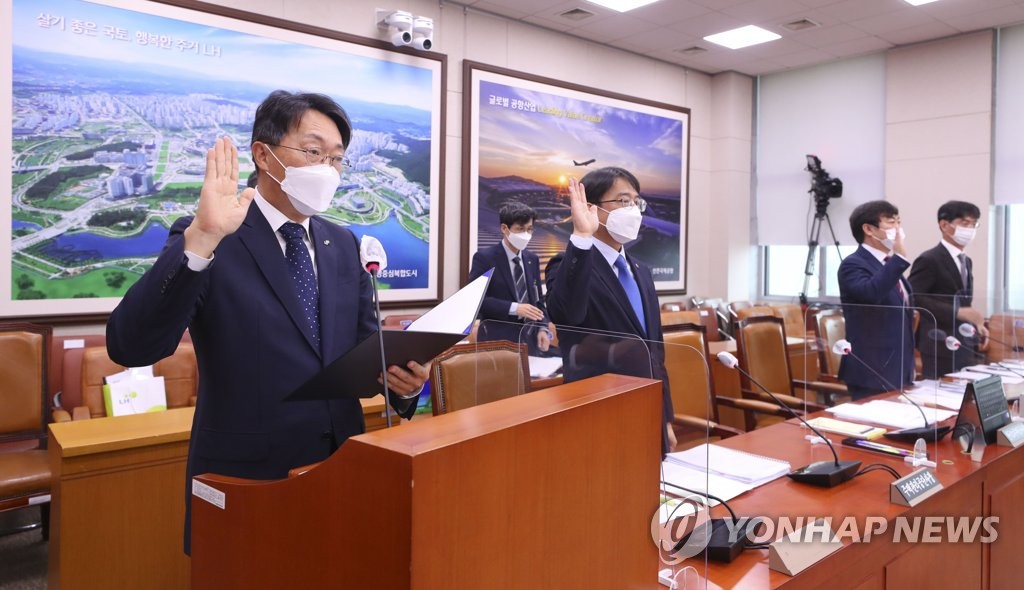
xmin=323 ymin=240 xmax=330 ymax=246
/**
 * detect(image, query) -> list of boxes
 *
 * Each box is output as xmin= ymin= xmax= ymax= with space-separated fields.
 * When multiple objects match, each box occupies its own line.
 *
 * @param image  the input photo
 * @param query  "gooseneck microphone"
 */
xmin=360 ymin=235 xmax=393 ymax=427
xmin=716 ymin=351 xmax=860 ymax=487
xmin=959 ymin=323 xmax=1024 ymax=356
xmin=830 ymin=339 xmax=948 ymax=443
xmin=946 ymin=329 xmax=1024 ymax=380
xmin=831 ymin=339 xmax=928 ymax=429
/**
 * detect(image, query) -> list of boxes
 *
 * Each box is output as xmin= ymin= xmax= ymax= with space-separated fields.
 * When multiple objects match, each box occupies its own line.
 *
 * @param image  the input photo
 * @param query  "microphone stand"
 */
xmin=718 ymin=353 xmax=860 ymax=487
xmin=368 ymin=264 xmax=393 ymax=428
xmin=834 ymin=343 xmax=948 ymax=442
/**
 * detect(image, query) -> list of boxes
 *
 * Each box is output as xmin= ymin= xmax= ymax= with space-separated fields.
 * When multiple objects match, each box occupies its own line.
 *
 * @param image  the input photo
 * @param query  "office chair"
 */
xmin=662 ymin=323 xmax=743 ymax=449
xmin=0 ymin=322 xmax=53 ymax=539
xmin=430 ymin=340 xmax=531 ymax=415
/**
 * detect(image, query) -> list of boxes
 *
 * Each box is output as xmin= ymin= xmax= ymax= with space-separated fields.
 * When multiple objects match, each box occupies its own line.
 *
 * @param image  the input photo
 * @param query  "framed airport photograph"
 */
xmin=461 ymin=61 xmax=689 ymax=293
xmin=2 ymin=0 xmax=445 ymax=318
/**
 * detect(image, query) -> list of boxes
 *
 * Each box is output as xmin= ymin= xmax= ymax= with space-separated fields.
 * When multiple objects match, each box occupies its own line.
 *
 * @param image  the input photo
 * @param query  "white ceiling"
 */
xmin=450 ymin=0 xmax=1024 ymax=75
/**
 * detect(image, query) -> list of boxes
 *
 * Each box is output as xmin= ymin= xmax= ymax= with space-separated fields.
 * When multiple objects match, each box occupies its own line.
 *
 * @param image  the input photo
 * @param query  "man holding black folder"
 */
xmin=106 ymin=90 xmax=429 ymax=553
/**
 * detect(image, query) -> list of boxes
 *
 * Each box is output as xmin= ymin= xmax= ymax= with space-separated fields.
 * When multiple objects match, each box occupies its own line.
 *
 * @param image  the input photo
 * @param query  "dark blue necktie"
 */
xmin=614 ymin=255 xmax=646 ymax=336
xmin=279 ymin=222 xmax=320 ymax=349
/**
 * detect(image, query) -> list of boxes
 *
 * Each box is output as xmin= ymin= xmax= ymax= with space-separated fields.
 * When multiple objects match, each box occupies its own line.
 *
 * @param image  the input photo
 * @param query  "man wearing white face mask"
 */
xmin=468 ymin=202 xmax=552 ymax=354
xmin=545 ymin=167 xmax=676 ymax=453
xmin=909 ymin=200 xmax=987 ymax=377
xmin=107 ymin=90 xmax=430 ymax=554
xmin=837 ymin=200 xmax=916 ymax=400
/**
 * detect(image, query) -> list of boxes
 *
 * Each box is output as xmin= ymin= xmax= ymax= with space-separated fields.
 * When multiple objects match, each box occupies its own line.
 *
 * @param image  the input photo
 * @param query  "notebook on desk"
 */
xmin=665 ymin=443 xmax=791 ymax=486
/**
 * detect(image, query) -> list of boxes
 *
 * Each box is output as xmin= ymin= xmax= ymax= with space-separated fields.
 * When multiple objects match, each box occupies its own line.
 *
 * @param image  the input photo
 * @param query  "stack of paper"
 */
xmin=902 ymin=381 xmax=965 ymax=411
xmin=960 ymin=366 xmax=1024 ymax=397
xmin=827 ymin=400 xmax=958 ymax=429
xmin=665 ymin=443 xmax=791 ymax=487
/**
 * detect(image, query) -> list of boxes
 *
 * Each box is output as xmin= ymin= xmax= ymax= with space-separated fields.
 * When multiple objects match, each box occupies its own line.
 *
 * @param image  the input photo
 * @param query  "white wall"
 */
xmin=885 ymin=30 xmax=995 ymax=312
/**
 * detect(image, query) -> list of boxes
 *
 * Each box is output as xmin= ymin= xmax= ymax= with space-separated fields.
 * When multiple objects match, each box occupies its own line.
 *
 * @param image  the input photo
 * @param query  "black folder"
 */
xmin=286 ymin=329 xmax=465 ymax=401
xmin=286 ymin=269 xmax=492 ymax=402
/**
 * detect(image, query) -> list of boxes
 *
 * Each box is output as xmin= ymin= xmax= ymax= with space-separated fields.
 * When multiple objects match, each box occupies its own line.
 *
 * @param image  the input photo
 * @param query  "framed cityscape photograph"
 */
xmin=2 ymin=0 xmax=445 ymax=318
xmin=461 ymin=61 xmax=690 ymax=293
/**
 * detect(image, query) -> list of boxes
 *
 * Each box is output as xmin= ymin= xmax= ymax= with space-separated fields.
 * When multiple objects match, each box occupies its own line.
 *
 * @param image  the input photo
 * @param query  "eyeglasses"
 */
xmin=266 ymin=143 xmax=350 ymax=171
xmin=598 ymin=197 xmax=647 ymax=213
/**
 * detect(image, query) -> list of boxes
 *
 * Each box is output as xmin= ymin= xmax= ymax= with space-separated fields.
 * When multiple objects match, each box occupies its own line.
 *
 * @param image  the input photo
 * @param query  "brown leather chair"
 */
xmin=660 ymin=301 xmax=685 ymax=312
xmin=733 ymin=305 xmax=775 ymax=322
xmin=986 ymin=313 xmax=1022 ymax=362
xmin=660 ymin=310 xmax=701 ymax=329
xmin=693 ymin=304 xmax=724 ymax=342
xmin=0 ymin=322 xmax=52 ymax=539
xmin=811 ymin=309 xmax=846 ymax=381
xmin=48 ymin=334 xmax=107 ymax=418
xmin=430 ymin=340 xmax=530 ymax=415
xmin=662 ymin=324 xmax=743 ymax=449
xmin=732 ymin=316 xmax=837 ymax=431
xmin=54 ymin=342 xmax=198 ymax=421
xmin=770 ymin=303 xmax=807 ymax=340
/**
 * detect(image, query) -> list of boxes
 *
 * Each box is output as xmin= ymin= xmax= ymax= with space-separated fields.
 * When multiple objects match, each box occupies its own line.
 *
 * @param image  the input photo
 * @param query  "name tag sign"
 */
xmin=997 ymin=422 xmax=1024 ymax=448
xmin=890 ymin=467 xmax=943 ymax=507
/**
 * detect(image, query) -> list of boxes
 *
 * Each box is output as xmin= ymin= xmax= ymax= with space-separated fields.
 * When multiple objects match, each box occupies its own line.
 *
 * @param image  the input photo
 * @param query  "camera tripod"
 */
xmin=799 ymin=198 xmax=843 ymax=305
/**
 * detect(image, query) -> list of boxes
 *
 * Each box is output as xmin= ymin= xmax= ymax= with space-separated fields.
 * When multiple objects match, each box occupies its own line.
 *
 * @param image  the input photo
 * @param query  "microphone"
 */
xmin=831 ymin=339 xmax=945 ymax=443
xmin=359 ymin=234 xmax=388 ymax=274
xmin=360 ymin=235 xmax=394 ymax=428
xmin=945 ymin=333 xmax=1024 ymax=380
xmin=958 ymin=323 xmax=1023 ymax=354
xmin=716 ymin=351 xmax=861 ymax=487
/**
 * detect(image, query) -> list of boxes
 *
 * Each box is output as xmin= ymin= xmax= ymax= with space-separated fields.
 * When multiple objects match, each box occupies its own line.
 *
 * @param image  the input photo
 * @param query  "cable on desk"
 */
xmin=854 ymin=463 xmax=901 ymax=479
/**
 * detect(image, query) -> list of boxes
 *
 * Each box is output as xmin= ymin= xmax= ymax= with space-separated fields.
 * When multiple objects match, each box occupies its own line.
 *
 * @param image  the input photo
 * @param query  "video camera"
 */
xmin=805 ymin=155 xmax=843 ymax=205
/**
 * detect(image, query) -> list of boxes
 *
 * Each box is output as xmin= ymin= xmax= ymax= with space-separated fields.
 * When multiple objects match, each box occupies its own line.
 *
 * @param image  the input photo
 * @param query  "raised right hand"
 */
xmin=568 ymin=177 xmax=599 ymax=237
xmin=184 ymin=136 xmax=255 ymax=257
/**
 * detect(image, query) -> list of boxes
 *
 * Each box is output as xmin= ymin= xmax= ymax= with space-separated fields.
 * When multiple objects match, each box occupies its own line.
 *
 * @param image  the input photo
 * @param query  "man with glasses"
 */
xmin=837 ymin=200 xmax=916 ymax=400
xmin=545 ymin=166 xmax=676 ymax=452
xmin=909 ymin=201 xmax=987 ymax=378
xmin=468 ymin=201 xmax=552 ymax=354
xmin=107 ymin=90 xmax=429 ymax=553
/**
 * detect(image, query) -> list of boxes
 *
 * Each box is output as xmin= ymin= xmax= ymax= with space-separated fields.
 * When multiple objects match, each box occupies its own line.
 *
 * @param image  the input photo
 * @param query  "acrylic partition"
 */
xmin=472 ymin=318 xmax=724 ymax=587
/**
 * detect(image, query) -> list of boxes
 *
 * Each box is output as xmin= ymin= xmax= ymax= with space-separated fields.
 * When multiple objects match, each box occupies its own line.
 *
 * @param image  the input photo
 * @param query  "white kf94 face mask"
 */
xmin=266 ymin=149 xmax=340 ymax=217
xmin=603 ymin=205 xmax=643 ymax=244
xmin=506 ymin=231 xmax=532 ymax=251
xmin=952 ymin=225 xmax=976 ymax=247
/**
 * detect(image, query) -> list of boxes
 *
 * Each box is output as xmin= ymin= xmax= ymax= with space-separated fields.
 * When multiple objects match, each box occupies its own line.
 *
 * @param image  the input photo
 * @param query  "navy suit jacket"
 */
xmin=909 ymin=243 xmax=976 ymax=377
xmin=837 ymin=245 xmax=916 ymax=396
xmin=107 ymin=204 xmax=414 ymax=552
xmin=545 ymin=241 xmax=672 ymax=451
xmin=467 ymin=242 xmax=547 ymax=347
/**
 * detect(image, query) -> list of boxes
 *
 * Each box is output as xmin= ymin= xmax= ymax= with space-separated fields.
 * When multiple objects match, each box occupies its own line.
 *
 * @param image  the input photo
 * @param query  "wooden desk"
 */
xmin=666 ymin=400 xmax=1024 ymax=589
xmin=47 ymin=399 xmax=398 ymax=588
xmin=48 ymin=408 xmax=193 ymax=590
xmin=709 ymin=337 xmax=819 ymax=430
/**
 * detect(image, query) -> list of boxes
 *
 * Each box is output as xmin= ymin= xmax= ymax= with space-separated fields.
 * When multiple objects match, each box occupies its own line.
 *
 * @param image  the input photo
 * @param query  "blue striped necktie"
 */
xmin=279 ymin=222 xmax=320 ymax=348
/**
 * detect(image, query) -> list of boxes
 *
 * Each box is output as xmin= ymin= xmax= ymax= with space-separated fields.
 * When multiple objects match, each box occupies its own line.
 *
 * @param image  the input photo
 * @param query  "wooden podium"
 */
xmin=191 ymin=374 xmax=662 ymax=589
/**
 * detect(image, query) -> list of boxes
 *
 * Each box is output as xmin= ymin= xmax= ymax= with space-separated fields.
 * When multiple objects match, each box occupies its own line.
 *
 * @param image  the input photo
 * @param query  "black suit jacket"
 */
xmin=837 ymin=245 xmax=916 ymax=397
xmin=107 ymin=204 xmax=414 ymax=552
xmin=467 ymin=242 xmax=547 ymax=348
xmin=909 ymin=242 xmax=976 ymax=377
xmin=545 ymin=241 xmax=672 ymax=452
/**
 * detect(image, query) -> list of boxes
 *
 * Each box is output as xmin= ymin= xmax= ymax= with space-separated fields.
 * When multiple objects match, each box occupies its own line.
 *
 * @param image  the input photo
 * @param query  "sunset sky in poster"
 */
xmin=477 ymin=80 xmax=684 ymax=196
